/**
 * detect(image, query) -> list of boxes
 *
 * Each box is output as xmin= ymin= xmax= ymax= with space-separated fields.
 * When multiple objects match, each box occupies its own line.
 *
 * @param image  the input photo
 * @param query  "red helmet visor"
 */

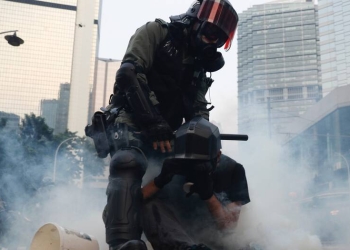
xmin=197 ymin=0 xmax=238 ymax=50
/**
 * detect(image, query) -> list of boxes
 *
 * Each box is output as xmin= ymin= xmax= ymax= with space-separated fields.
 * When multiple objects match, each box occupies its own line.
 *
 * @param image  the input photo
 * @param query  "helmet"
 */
xmin=169 ymin=0 xmax=238 ymax=71
xmin=174 ymin=116 xmax=221 ymax=160
xmin=196 ymin=0 xmax=239 ymax=50
xmin=177 ymin=0 xmax=239 ymax=51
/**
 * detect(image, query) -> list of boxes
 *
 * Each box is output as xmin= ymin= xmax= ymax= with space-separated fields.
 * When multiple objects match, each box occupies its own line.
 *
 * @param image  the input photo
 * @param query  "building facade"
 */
xmin=55 ymin=83 xmax=70 ymax=134
xmin=237 ymin=0 xmax=322 ymax=138
xmin=0 ymin=0 xmax=100 ymax=135
xmin=283 ymin=84 xmax=350 ymax=244
xmin=40 ymin=99 xmax=58 ymax=130
xmin=88 ymin=58 xmax=121 ymax=120
xmin=318 ymin=0 xmax=350 ymax=96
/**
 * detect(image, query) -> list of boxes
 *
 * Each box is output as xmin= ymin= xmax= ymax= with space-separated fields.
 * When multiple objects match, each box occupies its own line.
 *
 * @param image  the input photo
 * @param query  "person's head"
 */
xmin=171 ymin=0 xmax=238 ymax=71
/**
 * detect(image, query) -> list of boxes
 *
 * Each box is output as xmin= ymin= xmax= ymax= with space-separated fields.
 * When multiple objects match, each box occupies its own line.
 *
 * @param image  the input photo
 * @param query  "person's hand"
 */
xmin=190 ymin=161 xmax=214 ymax=200
xmin=143 ymin=120 xmax=173 ymax=153
xmin=153 ymin=140 xmax=172 ymax=153
xmin=154 ymin=159 xmax=181 ymax=189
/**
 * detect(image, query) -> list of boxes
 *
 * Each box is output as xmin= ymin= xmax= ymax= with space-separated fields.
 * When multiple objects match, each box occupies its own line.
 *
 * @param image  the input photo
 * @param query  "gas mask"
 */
xmin=191 ymin=0 xmax=238 ymax=72
xmin=194 ymin=21 xmax=227 ymax=72
xmin=171 ymin=0 xmax=239 ymax=71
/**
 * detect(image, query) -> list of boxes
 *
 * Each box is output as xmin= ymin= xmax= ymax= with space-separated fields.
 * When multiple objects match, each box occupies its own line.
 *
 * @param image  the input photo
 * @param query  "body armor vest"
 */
xmin=146 ymin=19 xmax=204 ymax=131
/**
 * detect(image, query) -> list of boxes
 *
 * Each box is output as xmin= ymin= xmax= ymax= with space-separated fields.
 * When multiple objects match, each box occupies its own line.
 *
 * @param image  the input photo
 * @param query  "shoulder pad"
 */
xmin=155 ymin=18 xmax=168 ymax=27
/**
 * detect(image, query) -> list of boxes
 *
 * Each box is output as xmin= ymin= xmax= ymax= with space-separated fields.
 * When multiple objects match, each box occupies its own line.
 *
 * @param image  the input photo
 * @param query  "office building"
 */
xmin=88 ymin=58 xmax=121 ymax=120
xmin=0 ymin=0 xmax=100 ymax=136
xmin=237 ymin=0 xmax=322 ymax=138
xmin=56 ymin=83 xmax=70 ymax=134
xmin=40 ymin=82 xmax=70 ymax=134
xmin=40 ymin=99 xmax=58 ymax=130
xmin=282 ymin=84 xmax=350 ymax=243
xmin=318 ymin=0 xmax=350 ymax=96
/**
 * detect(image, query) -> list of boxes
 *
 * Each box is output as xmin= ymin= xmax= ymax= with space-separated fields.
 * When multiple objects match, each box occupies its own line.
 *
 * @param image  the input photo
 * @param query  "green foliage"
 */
xmin=19 ymin=114 xmax=54 ymax=180
xmin=80 ymin=137 xmax=106 ymax=177
xmin=0 ymin=118 xmax=19 ymax=176
xmin=52 ymin=131 xmax=106 ymax=184
xmin=0 ymin=113 xmax=106 ymax=205
xmin=0 ymin=118 xmax=7 ymax=128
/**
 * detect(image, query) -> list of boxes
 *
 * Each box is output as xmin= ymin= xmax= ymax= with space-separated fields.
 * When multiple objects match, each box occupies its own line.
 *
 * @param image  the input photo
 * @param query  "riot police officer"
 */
xmin=86 ymin=1 xmax=248 ymax=249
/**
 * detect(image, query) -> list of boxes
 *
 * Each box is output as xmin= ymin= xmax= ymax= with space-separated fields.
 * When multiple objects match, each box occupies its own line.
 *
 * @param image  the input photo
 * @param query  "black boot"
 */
xmin=110 ymin=239 xmax=147 ymax=250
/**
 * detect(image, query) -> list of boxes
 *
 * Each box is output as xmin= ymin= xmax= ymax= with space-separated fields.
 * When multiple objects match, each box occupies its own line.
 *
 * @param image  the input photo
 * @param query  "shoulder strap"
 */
xmin=155 ymin=18 xmax=169 ymax=27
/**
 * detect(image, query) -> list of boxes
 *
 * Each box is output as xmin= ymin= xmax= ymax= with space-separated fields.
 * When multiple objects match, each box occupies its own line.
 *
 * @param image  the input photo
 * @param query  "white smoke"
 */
xmin=220 ymin=132 xmax=323 ymax=250
xmin=0 ymin=129 xmax=109 ymax=249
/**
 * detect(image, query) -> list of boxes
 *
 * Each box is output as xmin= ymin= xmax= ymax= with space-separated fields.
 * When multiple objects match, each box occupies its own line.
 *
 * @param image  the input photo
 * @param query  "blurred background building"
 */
xmin=283 ymin=84 xmax=350 ymax=244
xmin=40 ymin=99 xmax=58 ymax=130
xmin=88 ymin=58 xmax=121 ymax=120
xmin=318 ymin=0 xmax=350 ymax=96
xmin=237 ymin=0 xmax=322 ymax=139
xmin=40 ymin=83 xmax=71 ymax=134
xmin=0 ymin=0 xmax=100 ymax=135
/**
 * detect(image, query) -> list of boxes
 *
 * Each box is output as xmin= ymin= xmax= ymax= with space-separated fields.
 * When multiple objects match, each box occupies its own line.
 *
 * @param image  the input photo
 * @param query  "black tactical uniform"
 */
xmin=86 ymin=1 xmax=246 ymax=249
xmin=142 ymin=154 xmax=250 ymax=249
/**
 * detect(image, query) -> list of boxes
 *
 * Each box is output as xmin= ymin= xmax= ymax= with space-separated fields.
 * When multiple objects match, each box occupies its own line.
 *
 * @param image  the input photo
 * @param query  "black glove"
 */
xmin=190 ymin=161 xmax=214 ymax=200
xmin=142 ymin=119 xmax=174 ymax=142
xmin=154 ymin=159 xmax=181 ymax=189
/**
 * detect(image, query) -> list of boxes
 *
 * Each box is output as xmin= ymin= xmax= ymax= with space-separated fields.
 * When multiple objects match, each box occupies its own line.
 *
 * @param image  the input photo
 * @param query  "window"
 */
xmin=307 ymin=85 xmax=320 ymax=98
xmin=288 ymin=87 xmax=303 ymax=99
xmin=269 ymin=88 xmax=283 ymax=101
xmin=256 ymin=90 xmax=265 ymax=103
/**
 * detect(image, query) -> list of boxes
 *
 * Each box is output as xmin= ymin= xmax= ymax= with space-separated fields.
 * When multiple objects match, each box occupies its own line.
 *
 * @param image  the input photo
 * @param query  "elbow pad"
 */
xmin=115 ymin=63 xmax=161 ymax=125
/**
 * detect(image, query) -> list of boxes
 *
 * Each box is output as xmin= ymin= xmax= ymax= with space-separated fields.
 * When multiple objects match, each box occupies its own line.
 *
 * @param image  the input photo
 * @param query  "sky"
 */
xmin=97 ymin=0 xmax=269 ymax=135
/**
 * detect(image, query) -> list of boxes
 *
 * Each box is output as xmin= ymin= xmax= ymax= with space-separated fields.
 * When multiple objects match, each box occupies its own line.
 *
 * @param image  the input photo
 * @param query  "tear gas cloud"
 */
xmin=224 ymin=133 xmax=322 ymax=250
xmin=0 ymin=131 xmax=109 ymax=250
xmin=217 ymin=120 xmax=350 ymax=249
xmin=1 ymin=113 xmax=350 ymax=250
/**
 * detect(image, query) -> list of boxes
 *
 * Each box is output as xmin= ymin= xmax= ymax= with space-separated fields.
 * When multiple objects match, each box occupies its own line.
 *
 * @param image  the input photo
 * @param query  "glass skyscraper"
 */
xmin=0 ymin=0 xmax=100 ymax=135
xmin=237 ymin=0 xmax=322 ymax=138
xmin=318 ymin=0 xmax=350 ymax=96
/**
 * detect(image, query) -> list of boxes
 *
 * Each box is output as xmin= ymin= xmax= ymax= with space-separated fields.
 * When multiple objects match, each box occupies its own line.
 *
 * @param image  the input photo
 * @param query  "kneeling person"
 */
xmin=141 ymin=117 xmax=250 ymax=250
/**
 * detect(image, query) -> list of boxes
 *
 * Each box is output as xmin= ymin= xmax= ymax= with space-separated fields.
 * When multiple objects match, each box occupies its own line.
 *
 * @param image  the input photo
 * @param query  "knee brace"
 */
xmin=105 ymin=148 xmax=147 ymax=244
xmin=109 ymin=147 xmax=147 ymax=179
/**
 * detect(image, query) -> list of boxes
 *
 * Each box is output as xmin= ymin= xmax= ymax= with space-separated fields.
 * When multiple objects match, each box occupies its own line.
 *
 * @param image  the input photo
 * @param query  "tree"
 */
xmin=19 ymin=113 xmax=54 ymax=187
xmin=52 ymin=130 xmax=106 ymax=184
xmin=0 ymin=114 xmax=53 ymax=208
xmin=80 ymin=137 xmax=106 ymax=177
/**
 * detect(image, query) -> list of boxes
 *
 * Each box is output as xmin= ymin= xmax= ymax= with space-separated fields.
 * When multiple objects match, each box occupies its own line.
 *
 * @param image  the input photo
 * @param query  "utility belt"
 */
xmin=85 ymin=111 xmax=145 ymax=158
xmin=109 ymin=123 xmax=144 ymax=152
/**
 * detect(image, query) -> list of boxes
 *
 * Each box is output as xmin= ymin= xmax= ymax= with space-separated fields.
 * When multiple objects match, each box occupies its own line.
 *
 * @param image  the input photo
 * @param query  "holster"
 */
xmin=85 ymin=111 xmax=110 ymax=158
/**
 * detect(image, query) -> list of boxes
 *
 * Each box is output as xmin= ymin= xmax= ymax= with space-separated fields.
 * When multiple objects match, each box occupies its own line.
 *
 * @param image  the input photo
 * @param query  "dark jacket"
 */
xmin=115 ymin=19 xmax=212 ymax=131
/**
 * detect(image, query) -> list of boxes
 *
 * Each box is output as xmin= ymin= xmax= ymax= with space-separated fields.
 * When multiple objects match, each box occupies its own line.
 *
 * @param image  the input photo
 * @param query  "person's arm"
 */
xmin=114 ymin=20 xmax=173 ymax=152
xmin=142 ymin=158 xmax=182 ymax=199
xmin=205 ymin=195 xmax=242 ymax=230
xmin=122 ymin=20 xmax=168 ymax=73
xmin=142 ymin=180 xmax=160 ymax=200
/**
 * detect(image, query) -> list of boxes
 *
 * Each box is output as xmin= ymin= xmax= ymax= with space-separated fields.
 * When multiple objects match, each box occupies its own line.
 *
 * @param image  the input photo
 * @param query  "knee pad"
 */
xmin=109 ymin=148 xmax=147 ymax=179
xmin=106 ymin=148 xmax=147 ymax=244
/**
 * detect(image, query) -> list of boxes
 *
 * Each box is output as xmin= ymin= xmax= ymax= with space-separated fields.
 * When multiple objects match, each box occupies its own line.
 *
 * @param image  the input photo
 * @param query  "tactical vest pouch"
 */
xmin=111 ymin=123 xmax=144 ymax=150
xmin=85 ymin=111 xmax=110 ymax=158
